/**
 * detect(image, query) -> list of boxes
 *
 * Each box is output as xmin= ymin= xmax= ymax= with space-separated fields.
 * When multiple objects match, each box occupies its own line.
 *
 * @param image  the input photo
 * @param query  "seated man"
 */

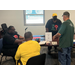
xmin=3 ymin=26 xmax=25 ymax=57
xmin=15 ymin=32 xmax=41 ymax=65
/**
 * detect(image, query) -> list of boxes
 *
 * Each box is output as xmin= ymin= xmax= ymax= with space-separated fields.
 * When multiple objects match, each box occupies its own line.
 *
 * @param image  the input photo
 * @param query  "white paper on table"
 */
xmin=52 ymin=42 xmax=57 ymax=45
xmin=73 ymin=40 xmax=75 ymax=42
xmin=39 ymin=41 xmax=46 ymax=45
xmin=45 ymin=32 xmax=52 ymax=42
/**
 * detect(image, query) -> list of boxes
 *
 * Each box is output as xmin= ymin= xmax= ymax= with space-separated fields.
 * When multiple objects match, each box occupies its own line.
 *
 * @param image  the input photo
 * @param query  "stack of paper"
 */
xmin=52 ymin=42 xmax=57 ymax=45
xmin=46 ymin=41 xmax=50 ymax=44
xmin=73 ymin=40 xmax=75 ymax=42
xmin=39 ymin=41 xmax=46 ymax=45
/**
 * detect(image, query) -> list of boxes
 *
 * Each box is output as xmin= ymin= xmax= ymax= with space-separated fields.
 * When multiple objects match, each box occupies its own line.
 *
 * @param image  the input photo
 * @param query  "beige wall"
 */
xmin=0 ymin=10 xmax=75 ymax=36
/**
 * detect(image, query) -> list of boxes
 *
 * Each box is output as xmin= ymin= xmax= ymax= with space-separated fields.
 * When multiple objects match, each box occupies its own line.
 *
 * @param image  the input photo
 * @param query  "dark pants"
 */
xmin=2 ymin=45 xmax=19 ymax=56
xmin=2 ymin=48 xmax=17 ymax=64
xmin=48 ymin=46 xmax=57 ymax=52
xmin=58 ymin=47 xmax=72 ymax=65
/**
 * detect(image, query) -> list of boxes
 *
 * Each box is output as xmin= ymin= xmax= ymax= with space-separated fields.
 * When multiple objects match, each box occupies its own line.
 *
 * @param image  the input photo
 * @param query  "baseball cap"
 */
xmin=52 ymin=13 xmax=57 ymax=17
xmin=62 ymin=11 xmax=70 ymax=17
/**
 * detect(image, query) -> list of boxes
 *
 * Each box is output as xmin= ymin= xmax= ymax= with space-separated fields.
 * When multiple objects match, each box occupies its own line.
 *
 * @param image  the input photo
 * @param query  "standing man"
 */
xmin=53 ymin=11 xmax=74 ymax=65
xmin=45 ymin=13 xmax=62 ymax=54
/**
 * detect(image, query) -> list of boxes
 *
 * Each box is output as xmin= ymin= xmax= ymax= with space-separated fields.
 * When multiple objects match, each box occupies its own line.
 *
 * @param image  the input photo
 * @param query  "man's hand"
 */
xmin=53 ymin=35 xmax=56 ymax=40
xmin=19 ymin=36 xmax=24 ymax=39
xmin=53 ymin=33 xmax=61 ymax=41
xmin=46 ymin=28 xmax=49 ymax=32
xmin=14 ymin=39 xmax=24 ymax=44
xmin=19 ymin=35 xmax=25 ymax=41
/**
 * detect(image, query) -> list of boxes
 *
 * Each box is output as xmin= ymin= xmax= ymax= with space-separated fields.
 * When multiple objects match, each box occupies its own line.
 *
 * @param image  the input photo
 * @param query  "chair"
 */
xmin=0 ymin=38 xmax=7 ymax=64
xmin=26 ymin=53 xmax=46 ymax=65
xmin=0 ymin=38 xmax=3 ymax=53
xmin=0 ymin=38 xmax=16 ymax=65
xmin=0 ymin=28 xmax=2 ymax=39
xmin=1 ymin=23 xmax=8 ymax=34
xmin=0 ymin=48 xmax=17 ymax=65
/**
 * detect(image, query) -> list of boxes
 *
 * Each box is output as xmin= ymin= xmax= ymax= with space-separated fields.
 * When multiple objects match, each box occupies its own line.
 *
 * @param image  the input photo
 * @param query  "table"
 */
xmin=33 ymin=34 xmax=75 ymax=47
xmin=33 ymin=35 xmax=75 ymax=53
xmin=33 ymin=35 xmax=59 ymax=46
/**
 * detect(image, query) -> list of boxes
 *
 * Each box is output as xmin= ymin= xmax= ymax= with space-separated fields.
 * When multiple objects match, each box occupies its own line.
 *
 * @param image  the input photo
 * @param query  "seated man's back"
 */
xmin=15 ymin=32 xmax=41 ymax=65
xmin=15 ymin=40 xmax=40 ymax=65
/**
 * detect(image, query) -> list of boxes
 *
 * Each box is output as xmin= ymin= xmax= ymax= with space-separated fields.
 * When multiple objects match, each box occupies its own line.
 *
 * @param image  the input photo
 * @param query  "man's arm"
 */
xmin=14 ymin=35 xmax=25 ymax=44
xmin=46 ymin=28 xmax=49 ymax=32
xmin=19 ymin=36 xmax=24 ymax=39
xmin=45 ymin=20 xmax=50 ymax=32
xmin=15 ymin=31 xmax=25 ymax=40
xmin=19 ymin=35 xmax=25 ymax=41
xmin=14 ymin=39 xmax=23 ymax=44
xmin=53 ymin=33 xmax=61 ymax=40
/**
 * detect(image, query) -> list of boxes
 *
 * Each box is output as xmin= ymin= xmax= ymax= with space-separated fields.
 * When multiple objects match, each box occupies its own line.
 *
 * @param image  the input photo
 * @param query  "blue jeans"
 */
xmin=58 ymin=47 xmax=72 ymax=65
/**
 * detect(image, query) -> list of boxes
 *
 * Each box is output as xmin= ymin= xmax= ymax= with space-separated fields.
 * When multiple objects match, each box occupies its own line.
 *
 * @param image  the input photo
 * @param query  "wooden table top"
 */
xmin=40 ymin=38 xmax=59 ymax=46
xmin=40 ymin=34 xmax=75 ymax=46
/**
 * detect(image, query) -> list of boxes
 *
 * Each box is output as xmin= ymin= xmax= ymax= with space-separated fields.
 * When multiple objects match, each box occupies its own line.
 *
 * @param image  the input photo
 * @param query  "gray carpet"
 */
xmin=0 ymin=46 xmax=75 ymax=65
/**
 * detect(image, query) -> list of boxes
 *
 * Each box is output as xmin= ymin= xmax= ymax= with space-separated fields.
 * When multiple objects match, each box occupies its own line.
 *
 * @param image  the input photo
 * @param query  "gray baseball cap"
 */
xmin=62 ymin=11 xmax=70 ymax=17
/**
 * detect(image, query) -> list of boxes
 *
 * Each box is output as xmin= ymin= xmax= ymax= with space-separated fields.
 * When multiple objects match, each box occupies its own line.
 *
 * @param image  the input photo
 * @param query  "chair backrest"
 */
xmin=0 ymin=38 xmax=3 ymax=53
xmin=1 ymin=23 xmax=8 ymax=34
xmin=26 ymin=53 xmax=46 ymax=65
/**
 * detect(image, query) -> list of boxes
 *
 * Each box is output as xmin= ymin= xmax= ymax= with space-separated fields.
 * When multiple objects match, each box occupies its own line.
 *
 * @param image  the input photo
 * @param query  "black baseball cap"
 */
xmin=62 ymin=11 xmax=70 ymax=17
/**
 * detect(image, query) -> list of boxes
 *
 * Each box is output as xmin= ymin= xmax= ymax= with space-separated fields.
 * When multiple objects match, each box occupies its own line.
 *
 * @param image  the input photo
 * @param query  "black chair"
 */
xmin=1 ymin=23 xmax=8 ymax=34
xmin=26 ymin=53 xmax=46 ymax=65
xmin=0 ymin=38 xmax=8 ymax=64
xmin=0 ymin=38 xmax=5 ymax=64
xmin=0 ymin=38 xmax=16 ymax=65
xmin=0 ymin=38 xmax=3 ymax=54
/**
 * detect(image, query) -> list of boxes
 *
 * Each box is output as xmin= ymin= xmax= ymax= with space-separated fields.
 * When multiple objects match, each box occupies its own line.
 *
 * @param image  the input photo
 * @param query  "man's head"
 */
xmin=62 ymin=11 xmax=70 ymax=21
xmin=24 ymin=31 xmax=33 ymax=41
xmin=52 ymin=13 xmax=57 ymax=21
xmin=8 ymin=26 xmax=15 ymax=34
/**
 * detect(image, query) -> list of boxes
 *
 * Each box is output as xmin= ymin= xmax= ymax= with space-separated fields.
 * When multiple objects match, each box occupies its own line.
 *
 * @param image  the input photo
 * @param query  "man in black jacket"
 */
xmin=45 ymin=13 xmax=62 ymax=54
